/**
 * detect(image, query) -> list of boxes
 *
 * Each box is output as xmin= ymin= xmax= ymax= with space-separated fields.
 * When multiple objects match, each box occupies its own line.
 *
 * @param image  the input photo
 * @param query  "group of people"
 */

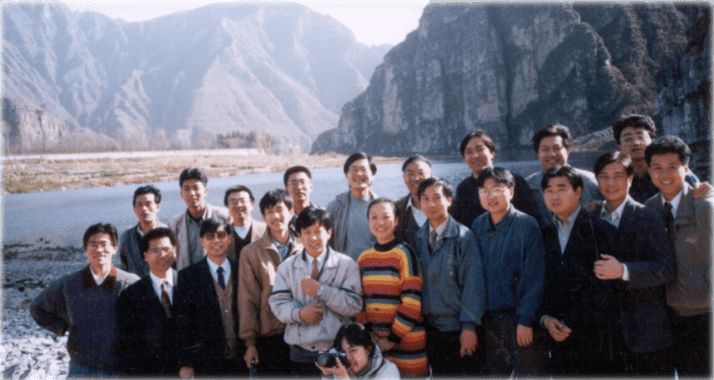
xmin=30 ymin=114 xmax=711 ymax=378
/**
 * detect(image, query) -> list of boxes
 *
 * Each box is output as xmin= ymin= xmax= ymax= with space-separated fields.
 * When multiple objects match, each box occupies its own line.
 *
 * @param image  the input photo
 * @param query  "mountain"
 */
xmin=2 ymin=2 xmax=391 ymax=153
xmin=312 ymin=4 xmax=710 ymax=156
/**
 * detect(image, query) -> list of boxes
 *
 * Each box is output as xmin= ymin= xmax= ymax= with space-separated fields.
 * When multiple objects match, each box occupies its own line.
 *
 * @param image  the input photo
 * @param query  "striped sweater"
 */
xmin=357 ymin=240 xmax=428 ymax=376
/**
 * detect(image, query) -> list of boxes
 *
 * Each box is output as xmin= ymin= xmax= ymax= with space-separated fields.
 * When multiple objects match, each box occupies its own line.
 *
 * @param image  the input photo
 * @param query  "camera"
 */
xmin=316 ymin=348 xmax=349 ymax=368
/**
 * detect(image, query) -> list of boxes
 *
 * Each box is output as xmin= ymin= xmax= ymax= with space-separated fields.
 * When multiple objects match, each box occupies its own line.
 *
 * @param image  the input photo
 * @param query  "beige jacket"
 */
xmin=168 ymin=203 xmax=231 ymax=270
xmin=238 ymin=232 xmax=303 ymax=347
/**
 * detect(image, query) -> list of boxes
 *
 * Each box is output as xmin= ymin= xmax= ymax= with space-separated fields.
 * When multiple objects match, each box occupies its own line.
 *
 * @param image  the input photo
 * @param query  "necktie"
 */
xmin=217 ymin=267 xmax=226 ymax=289
xmin=664 ymin=202 xmax=674 ymax=234
xmin=161 ymin=281 xmax=172 ymax=318
xmin=430 ymin=230 xmax=438 ymax=251
xmin=311 ymin=258 xmax=319 ymax=280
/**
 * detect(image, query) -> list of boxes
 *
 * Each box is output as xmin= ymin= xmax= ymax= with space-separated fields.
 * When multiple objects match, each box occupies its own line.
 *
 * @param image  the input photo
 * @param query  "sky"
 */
xmin=55 ymin=0 xmax=430 ymax=46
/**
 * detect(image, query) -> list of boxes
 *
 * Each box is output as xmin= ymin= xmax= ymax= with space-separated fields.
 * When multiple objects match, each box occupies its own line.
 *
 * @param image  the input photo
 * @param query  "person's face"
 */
xmin=298 ymin=222 xmax=332 ymax=257
xmin=144 ymin=236 xmax=176 ymax=275
xmin=478 ymin=178 xmax=514 ymax=216
xmin=420 ymin=185 xmax=452 ymax=223
xmin=180 ymin=179 xmax=208 ymax=210
xmin=618 ymin=126 xmax=652 ymax=160
xmin=597 ymin=163 xmax=633 ymax=207
xmin=537 ymin=136 xmax=569 ymax=170
xmin=262 ymin=201 xmax=293 ymax=234
xmin=346 ymin=158 xmax=374 ymax=193
xmin=368 ymin=202 xmax=398 ymax=244
xmin=463 ymin=137 xmax=495 ymax=175
xmin=85 ymin=232 xmax=117 ymax=268
xmin=133 ymin=193 xmax=161 ymax=225
xmin=286 ymin=172 xmax=313 ymax=205
xmin=227 ymin=191 xmax=254 ymax=224
xmin=199 ymin=225 xmax=231 ymax=258
xmin=648 ymin=153 xmax=688 ymax=199
xmin=402 ymin=161 xmax=432 ymax=196
xmin=341 ymin=338 xmax=369 ymax=375
xmin=544 ymin=176 xmax=582 ymax=221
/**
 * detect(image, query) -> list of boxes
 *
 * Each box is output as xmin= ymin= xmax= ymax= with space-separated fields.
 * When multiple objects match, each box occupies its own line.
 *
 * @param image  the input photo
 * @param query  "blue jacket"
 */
xmin=471 ymin=206 xmax=545 ymax=327
xmin=414 ymin=217 xmax=485 ymax=332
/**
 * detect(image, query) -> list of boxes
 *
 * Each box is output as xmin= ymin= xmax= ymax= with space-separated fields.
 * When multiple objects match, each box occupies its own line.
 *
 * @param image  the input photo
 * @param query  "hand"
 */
xmin=299 ymin=303 xmax=324 ymax=324
xmin=377 ymin=338 xmax=396 ymax=352
xmin=244 ymin=345 xmax=259 ymax=368
xmin=516 ymin=324 xmax=533 ymax=347
xmin=459 ymin=329 xmax=477 ymax=357
xmin=179 ymin=366 xmax=194 ymax=379
xmin=693 ymin=182 xmax=713 ymax=199
xmin=301 ymin=278 xmax=322 ymax=297
xmin=542 ymin=316 xmax=572 ymax=342
xmin=594 ymin=254 xmax=624 ymax=280
xmin=316 ymin=356 xmax=350 ymax=379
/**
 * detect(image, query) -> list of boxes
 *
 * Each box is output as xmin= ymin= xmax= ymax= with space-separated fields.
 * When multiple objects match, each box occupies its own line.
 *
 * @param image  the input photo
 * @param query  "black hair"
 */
xmin=532 ymin=124 xmax=572 ymax=153
xmin=417 ymin=177 xmax=453 ymax=200
xmin=199 ymin=217 xmax=232 ymax=238
xmin=259 ymin=189 xmax=293 ymax=215
xmin=476 ymin=167 xmax=515 ymax=189
xmin=284 ymin=166 xmax=312 ymax=186
xmin=133 ymin=185 xmax=161 ymax=207
xmin=612 ymin=114 xmax=656 ymax=144
xmin=594 ymin=150 xmax=634 ymax=177
xmin=224 ymin=185 xmax=255 ymax=206
xmin=333 ymin=323 xmax=376 ymax=360
xmin=644 ymin=136 xmax=691 ymax=166
xmin=83 ymin=223 xmax=118 ymax=249
xmin=179 ymin=167 xmax=208 ymax=188
xmin=367 ymin=197 xmax=401 ymax=221
xmin=541 ymin=165 xmax=583 ymax=192
xmin=140 ymin=227 xmax=177 ymax=259
xmin=294 ymin=206 xmax=332 ymax=234
xmin=459 ymin=130 xmax=496 ymax=157
xmin=344 ymin=152 xmax=377 ymax=175
xmin=401 ymin=155 xmax=432 ymax=172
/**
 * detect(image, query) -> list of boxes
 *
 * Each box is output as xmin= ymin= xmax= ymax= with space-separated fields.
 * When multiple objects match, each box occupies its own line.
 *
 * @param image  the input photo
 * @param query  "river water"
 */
xmin=3 ymin=156 xmax=597 ymax=247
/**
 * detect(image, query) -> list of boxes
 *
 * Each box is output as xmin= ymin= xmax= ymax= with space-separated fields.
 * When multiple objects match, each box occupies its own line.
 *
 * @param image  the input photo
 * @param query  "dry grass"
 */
xmin=3 ymin=152 xmax=404 ymax=194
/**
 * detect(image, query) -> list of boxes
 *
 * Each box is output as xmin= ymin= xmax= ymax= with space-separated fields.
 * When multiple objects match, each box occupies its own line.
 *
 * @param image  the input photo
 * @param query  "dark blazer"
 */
xmin=395 ymin=193 xmax=424 ymax=249
xmin=116 ymin=271 xmax=178 ymax=376
xmin=610 ymin=197 xmax=674 ymax=352
xmin=541 ymin=209 xmax=619 ymax=352
xmin=175 ymin=257 xmax=242 ymax=375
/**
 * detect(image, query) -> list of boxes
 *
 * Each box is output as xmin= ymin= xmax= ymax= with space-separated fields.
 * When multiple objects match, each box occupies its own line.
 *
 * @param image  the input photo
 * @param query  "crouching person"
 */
xmin=318 ymin=323 xmax=401 ymax=380
xmin=269 ymin=207 xmax=363 ymax=376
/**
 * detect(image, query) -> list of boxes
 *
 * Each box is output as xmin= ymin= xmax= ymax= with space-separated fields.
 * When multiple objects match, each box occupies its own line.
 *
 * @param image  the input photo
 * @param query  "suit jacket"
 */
xmin=226 ymin=219 xmax=267 ymax=262
xmin=175 ymin=257 xmax=242 ymax=374
xmin=540 ymin=209 xmax=619 ymax=351
xmin=394 ymin=193 xmax=423 ymax=250
xmin=168 ymin=203 xmax=231 ymax=270
xmin=116 ymin=271 xmax=178 ymax=375
xmin=612 ymin=196 xmax=674 ymax=352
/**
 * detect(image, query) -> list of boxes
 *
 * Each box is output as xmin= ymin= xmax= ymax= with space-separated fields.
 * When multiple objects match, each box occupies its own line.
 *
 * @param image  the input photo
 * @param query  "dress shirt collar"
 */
xmin=601 ymin=198 xmax=627 ymax=228
xmin=233 ymin=223 xmax=251 ymax=240
xmin=662 ymin=188 xmax=684 ymax=219
xmin=90 ymin=266 xmax=111 ymax=286
xmin=554 ymin=206 xmax=580 ymax=254
xmin=407 ymin=196 xmax=428 ymax=226
xmin=305 ymin=248 xmax=328 ymax=271
xmin=428 ymin=216 xmax=450 ymax=242
xmin=206 ymin=257 xmax=231 ymax=284
xmin=150 ymin=268 xmax=175 ymax=301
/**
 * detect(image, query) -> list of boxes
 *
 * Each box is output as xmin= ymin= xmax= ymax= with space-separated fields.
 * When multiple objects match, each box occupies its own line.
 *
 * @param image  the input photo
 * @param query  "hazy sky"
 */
xmin=57 ymin=0 xmax=430 ymax=46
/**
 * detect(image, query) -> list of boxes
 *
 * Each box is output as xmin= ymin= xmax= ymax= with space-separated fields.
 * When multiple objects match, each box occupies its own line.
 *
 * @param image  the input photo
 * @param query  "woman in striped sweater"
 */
xmin=356 ymin=198 xmax=429 ymax=377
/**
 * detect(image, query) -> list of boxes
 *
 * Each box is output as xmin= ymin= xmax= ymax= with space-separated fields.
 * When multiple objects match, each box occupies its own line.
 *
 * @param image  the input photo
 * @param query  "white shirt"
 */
xmin=407 ymin=197 xmax=428 ymax=227
xmin=600 ymin=198 xmax=628 ymax=228
xmin=428 ymin=216 xmax=450 ymax=244
xmin=662 ymin=189 xmax=684 ymax=219
xmin=90 ymin=267 xmax=111 ymax=286
xmin=150 ymin=269 xmax=175 ymax=304
xmin=554 ymin=206 xmax=580 ymax=254
xmin=206 ymin=258 xmax=231 ymax=285
xmin=306 ymin=249 xmax=327 ymax=275
xmin=233 ymin=224 xmax=251 ymax=240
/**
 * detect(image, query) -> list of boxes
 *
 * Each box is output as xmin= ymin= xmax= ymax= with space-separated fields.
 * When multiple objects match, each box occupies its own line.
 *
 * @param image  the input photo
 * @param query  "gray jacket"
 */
xmin=269 ymin=248 xmax=362 ymax=353
xmin=326 ymin=190 xmax=378 ymax=255
xmin=118 ymin=222 xmax=167 ymax=277
xmin=168 ymin=203 xmax=231 ymax=270
xmin=414 ymin=217 xmax=486 ymax=332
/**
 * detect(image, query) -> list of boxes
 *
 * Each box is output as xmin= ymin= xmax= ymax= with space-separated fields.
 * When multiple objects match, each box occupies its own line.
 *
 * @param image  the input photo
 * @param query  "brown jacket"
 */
xmin=238 ymin=232 xmax=302 ymax=347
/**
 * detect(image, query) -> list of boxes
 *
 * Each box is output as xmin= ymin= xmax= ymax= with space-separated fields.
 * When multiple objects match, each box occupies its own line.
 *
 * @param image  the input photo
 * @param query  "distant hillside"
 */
xmin=3 ymin=2 xmax=392 ymax=154
xmin=312 ymin=4 xmax=710 ymax=155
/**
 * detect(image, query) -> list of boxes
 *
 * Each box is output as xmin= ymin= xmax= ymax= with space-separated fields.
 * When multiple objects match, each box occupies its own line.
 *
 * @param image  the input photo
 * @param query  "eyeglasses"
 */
xmin=478 ymin=187 xmax=509 ymax=197
xmin=227 ymin=198 xmax=250 ymax=206
xmin=147 ymin=247 xmax=176 ymax=256
xmin=203 ymin=231 xmax=229 ymax=240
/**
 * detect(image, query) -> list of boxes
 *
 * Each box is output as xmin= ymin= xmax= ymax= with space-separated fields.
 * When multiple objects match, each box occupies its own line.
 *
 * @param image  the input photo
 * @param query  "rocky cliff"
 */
xmin=312 ymin=4 xmax=710 ymax=155
xmin=3 ymin=2 xmax=390 ymax=153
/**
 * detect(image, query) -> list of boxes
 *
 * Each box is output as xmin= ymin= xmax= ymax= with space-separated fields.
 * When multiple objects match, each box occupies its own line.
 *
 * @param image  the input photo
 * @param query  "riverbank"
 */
xmin=2 ymin=151 xmax=404 ymax=194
